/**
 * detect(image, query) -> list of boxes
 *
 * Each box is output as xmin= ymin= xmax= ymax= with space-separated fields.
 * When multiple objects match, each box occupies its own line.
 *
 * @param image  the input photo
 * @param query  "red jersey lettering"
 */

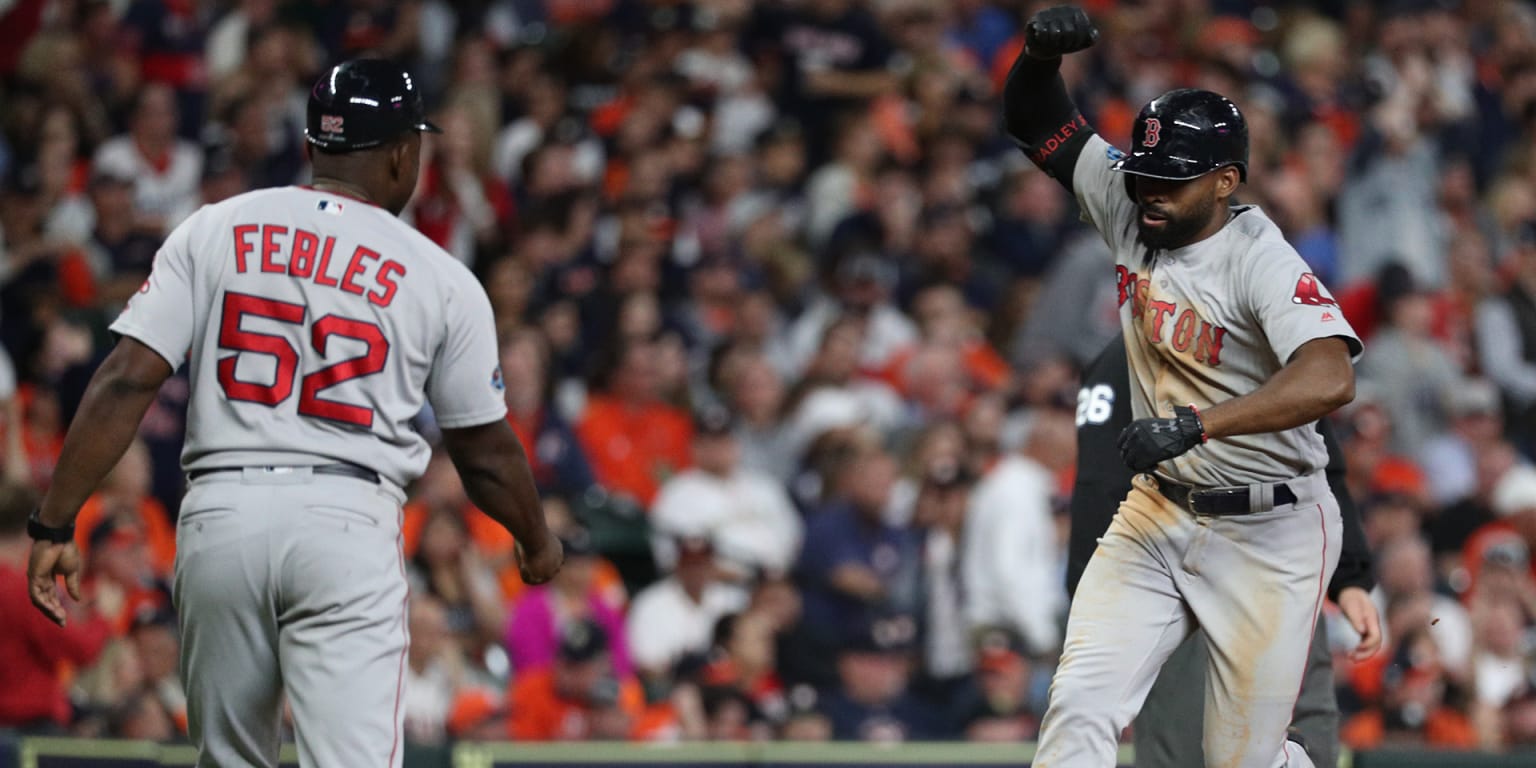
xmin=341 ymin=246 xmax=380 ymax=296
xmin=290 ymin=229 xmax=319 ymax=278
xmin=233 ymin=225 xmax=258 ymax=273
xmin=1194 ymin=323 xmax=1227 ymax=366
xmin=370 ymin=261 xmax=405 ymax=308
xmin=315 ymin=237 xmax=340 ymax=287
xmin=260 ymin=225 xmax=288 ymax=274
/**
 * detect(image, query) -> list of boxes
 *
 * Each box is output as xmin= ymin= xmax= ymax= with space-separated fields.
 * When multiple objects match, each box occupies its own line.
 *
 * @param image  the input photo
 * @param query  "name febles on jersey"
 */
xmin=110 ymin=187 xmax=509 ymax=489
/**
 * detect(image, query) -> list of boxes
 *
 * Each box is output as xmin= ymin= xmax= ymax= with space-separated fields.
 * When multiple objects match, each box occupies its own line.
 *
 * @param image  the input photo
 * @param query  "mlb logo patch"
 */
xmin=320 ymin=115 xmax=344 ymax=133
xmin=317 ymin=200 xmax=345 ymax=215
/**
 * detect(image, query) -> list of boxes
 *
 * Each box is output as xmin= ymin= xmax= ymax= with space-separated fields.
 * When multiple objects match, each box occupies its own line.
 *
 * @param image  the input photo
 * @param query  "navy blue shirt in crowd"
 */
xmin=796 ymin=503 xmax=923 ymax=644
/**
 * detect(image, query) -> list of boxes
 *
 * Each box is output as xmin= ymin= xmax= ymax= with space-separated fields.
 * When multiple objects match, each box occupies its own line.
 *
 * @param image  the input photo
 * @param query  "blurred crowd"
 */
xmin=2 ymin=0 xmax=1536 ymax=754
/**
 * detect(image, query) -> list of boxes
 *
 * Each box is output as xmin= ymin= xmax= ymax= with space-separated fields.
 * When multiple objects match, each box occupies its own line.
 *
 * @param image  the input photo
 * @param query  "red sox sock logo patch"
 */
xmin=1290 ymin=273 xmax=1337 ymax=307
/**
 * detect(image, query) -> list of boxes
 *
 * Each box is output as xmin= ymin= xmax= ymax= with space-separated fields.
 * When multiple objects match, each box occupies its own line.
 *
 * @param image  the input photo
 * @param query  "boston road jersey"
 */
xmin=1071 ymin=135 xmax=1362 ymax=487
xmin=110 ymin=186 xmax=508 ymax=488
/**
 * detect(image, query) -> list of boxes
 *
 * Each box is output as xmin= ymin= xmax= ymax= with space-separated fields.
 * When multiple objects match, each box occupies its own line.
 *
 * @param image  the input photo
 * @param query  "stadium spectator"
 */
xmin=795 ymin=430 xmax=920 ymax=672
xmin=1357 ymin=263 xmax=1461 ymax=454
xmin=507 ymin=618 xmax=647 ymax=741
xmin=576 ymin=336 xmax=693 ymax=511
xmin=650 ymin=405 xmax=802 ymax=575
xmin=954 ymin=627 xmax=1042 ymax=743
xmin=722 ymin=350 xmax=796 ymax=482
xmin=90 ymin=83 xmax=201 ymax=234
xmin=626 ymin=535 xmax=749 ymax=681
xmin=0 ymin=483 xmax=111 ymax=730
xmin=819 ymin=614 xmax=935 ymax=742
xmin=962 ymin=406 xmax=1072 ymax=657
xmin=909 ymin=458 xmax=974 ymax=689
xmin=407 ymin=508 xmax=508 ymax=655
xmin=506 ymin=528 xmax=632 ymax=678
xmin=500 ymin=327 xmax=598 ymax=501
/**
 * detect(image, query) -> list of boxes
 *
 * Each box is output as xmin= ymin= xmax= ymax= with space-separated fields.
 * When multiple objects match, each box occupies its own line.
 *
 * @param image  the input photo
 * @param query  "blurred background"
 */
xmin=0 ymin=0 xmax=1535 ymax=761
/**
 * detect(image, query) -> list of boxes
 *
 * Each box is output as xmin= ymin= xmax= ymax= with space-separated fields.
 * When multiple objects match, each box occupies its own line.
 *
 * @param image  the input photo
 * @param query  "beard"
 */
xmin=1136 ymin=196 xmax=1219 ymax=251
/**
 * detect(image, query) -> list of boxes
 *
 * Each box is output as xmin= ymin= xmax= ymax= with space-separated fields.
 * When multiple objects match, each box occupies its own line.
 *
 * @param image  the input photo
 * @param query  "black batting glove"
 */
xmin=1025 ymin=6 xmax=1099 ymax=60
xmin=1117 ymin=405 xmax=1206 ymax=472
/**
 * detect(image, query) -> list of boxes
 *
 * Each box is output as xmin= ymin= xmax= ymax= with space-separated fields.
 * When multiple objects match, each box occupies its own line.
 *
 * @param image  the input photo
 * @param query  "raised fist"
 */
xmin=1025 ymin=6 xmax=1099 ymax=60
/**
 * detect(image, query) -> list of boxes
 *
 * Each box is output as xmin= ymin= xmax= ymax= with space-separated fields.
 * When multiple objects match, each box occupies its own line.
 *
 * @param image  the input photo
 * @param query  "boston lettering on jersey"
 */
xmin=1115 ymin=264 xmax=1227 ymax=366
xmin=231 ymin=224 xmax=405 ymax=308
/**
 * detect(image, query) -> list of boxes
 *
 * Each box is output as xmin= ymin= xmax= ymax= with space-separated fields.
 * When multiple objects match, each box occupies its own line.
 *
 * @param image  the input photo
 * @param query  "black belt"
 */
xmin=188 ymin=463 xmax=380 ymax=485
xmin=1154 ymin=476 xmax=1296 ymax=517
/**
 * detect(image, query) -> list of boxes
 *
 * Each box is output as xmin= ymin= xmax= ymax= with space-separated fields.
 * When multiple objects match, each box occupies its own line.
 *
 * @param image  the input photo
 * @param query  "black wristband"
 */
xmin=27 ymin=509 xmax=75 ymax=544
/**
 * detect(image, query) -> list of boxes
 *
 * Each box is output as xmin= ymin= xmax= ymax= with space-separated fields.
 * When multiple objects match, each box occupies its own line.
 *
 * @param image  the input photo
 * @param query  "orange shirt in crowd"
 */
xmin=574 ymin=395 xmax=692 ymax=509
xmin=402 ymin=502 xmax=516 ymax=561
xmin=505 ymin=667 xmax=645 ymax=741
xmin=878 ymin=339 xmax=1011 ymax=397
xmin=83 ymin=575 xmax=170 ymax=637
xmin=1341 ymin=707 xmax=1478 ymax=750
xmin=74 ymin=495 xmax=177 ymax=577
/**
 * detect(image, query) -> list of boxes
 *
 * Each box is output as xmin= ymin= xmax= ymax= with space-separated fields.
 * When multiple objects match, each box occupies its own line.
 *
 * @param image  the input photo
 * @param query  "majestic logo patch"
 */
xmin=490 ymin=366 xmax=505 ymax=392
xmin=320 ymin=115 xmax=344 ymax=133
xmin=1291 ymin=273 xmax=1338 ymax=307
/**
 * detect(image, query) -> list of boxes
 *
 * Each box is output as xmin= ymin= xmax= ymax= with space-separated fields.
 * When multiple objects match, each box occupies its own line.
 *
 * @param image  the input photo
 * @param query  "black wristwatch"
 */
xmin=27 ymin=508 xmax=75 ymax=544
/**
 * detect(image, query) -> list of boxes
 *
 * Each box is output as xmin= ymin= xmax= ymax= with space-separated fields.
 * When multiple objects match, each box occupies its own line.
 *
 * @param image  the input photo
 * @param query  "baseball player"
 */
xmin=26 ymin=59 xmax=563 ymax=767
xmin=1003 ymin=7 xmax=1364 ymax=767
xmin=1071 ymin=333 xmax=1383 ymax=768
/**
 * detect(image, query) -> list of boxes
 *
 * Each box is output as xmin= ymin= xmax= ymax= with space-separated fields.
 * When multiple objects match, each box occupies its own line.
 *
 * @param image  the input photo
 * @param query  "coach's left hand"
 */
xmin=1117 ymin=405 xmax=1206 ymax=471
xmin=1336 ymin=586 xmax=1382 ymax=661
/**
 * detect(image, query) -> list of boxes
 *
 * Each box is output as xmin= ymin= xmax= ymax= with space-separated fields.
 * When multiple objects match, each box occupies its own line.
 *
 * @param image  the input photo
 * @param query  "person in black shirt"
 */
xmin=1069 ymin=334 xmax=1382 ymax=767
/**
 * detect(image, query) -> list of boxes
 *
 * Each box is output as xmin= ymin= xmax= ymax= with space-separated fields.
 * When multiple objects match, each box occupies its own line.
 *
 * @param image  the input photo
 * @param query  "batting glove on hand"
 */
xmin=1117 ymin=405 xmax=1206 ymax=472
xmin=1025 ymin=6 xmax=1099 ymax=59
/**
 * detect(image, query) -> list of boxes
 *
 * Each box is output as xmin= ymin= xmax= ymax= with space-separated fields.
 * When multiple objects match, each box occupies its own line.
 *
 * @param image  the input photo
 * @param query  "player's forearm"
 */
xmin=1326 ymin=452 xmax=1376 ymax=598
xmin=1199 ymin=338 xmax=1355 ymax=440
xmin=441 ymin=421 xmax=553 ymax=553
xmin=39 ymin=342 xmax=170 ymax=527
xmin=1002 ymin=51 xmax=1092 ymax=185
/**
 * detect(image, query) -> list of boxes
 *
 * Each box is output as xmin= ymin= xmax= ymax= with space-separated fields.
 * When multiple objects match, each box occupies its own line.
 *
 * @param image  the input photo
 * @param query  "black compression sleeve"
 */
xmin=1320 ymin=419 xmax=1375 ymax=600
xmin=1001 ymin=52 xmax=1095 ymax=188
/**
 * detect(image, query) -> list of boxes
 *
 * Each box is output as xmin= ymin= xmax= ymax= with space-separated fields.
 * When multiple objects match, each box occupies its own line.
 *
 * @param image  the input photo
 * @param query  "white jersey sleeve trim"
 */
xmin=433 ymin=405 xmax=510 ymax=430
xmin=107 ymin=320 xmax=186 ymax=371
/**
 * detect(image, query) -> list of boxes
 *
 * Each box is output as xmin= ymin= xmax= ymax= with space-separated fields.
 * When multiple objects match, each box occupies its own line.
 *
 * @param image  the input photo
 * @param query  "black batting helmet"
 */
xmin=1113 ymin=89 xmax=1248 ymax=182
xmin=306 ymin=59 xmax=441 ymax=153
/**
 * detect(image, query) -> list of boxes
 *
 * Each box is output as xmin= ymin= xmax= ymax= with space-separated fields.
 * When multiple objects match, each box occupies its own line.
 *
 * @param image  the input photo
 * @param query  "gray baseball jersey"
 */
xmin=1072 ymin=135 xmax=1362 ymax=488
xmin=111 ymin=186 xmax=507 ymax=487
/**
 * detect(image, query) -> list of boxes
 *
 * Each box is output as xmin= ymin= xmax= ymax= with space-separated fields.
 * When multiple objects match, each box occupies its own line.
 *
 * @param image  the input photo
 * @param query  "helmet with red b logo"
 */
xmin=1113 ymin=88 xmax=1248 ymax=183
